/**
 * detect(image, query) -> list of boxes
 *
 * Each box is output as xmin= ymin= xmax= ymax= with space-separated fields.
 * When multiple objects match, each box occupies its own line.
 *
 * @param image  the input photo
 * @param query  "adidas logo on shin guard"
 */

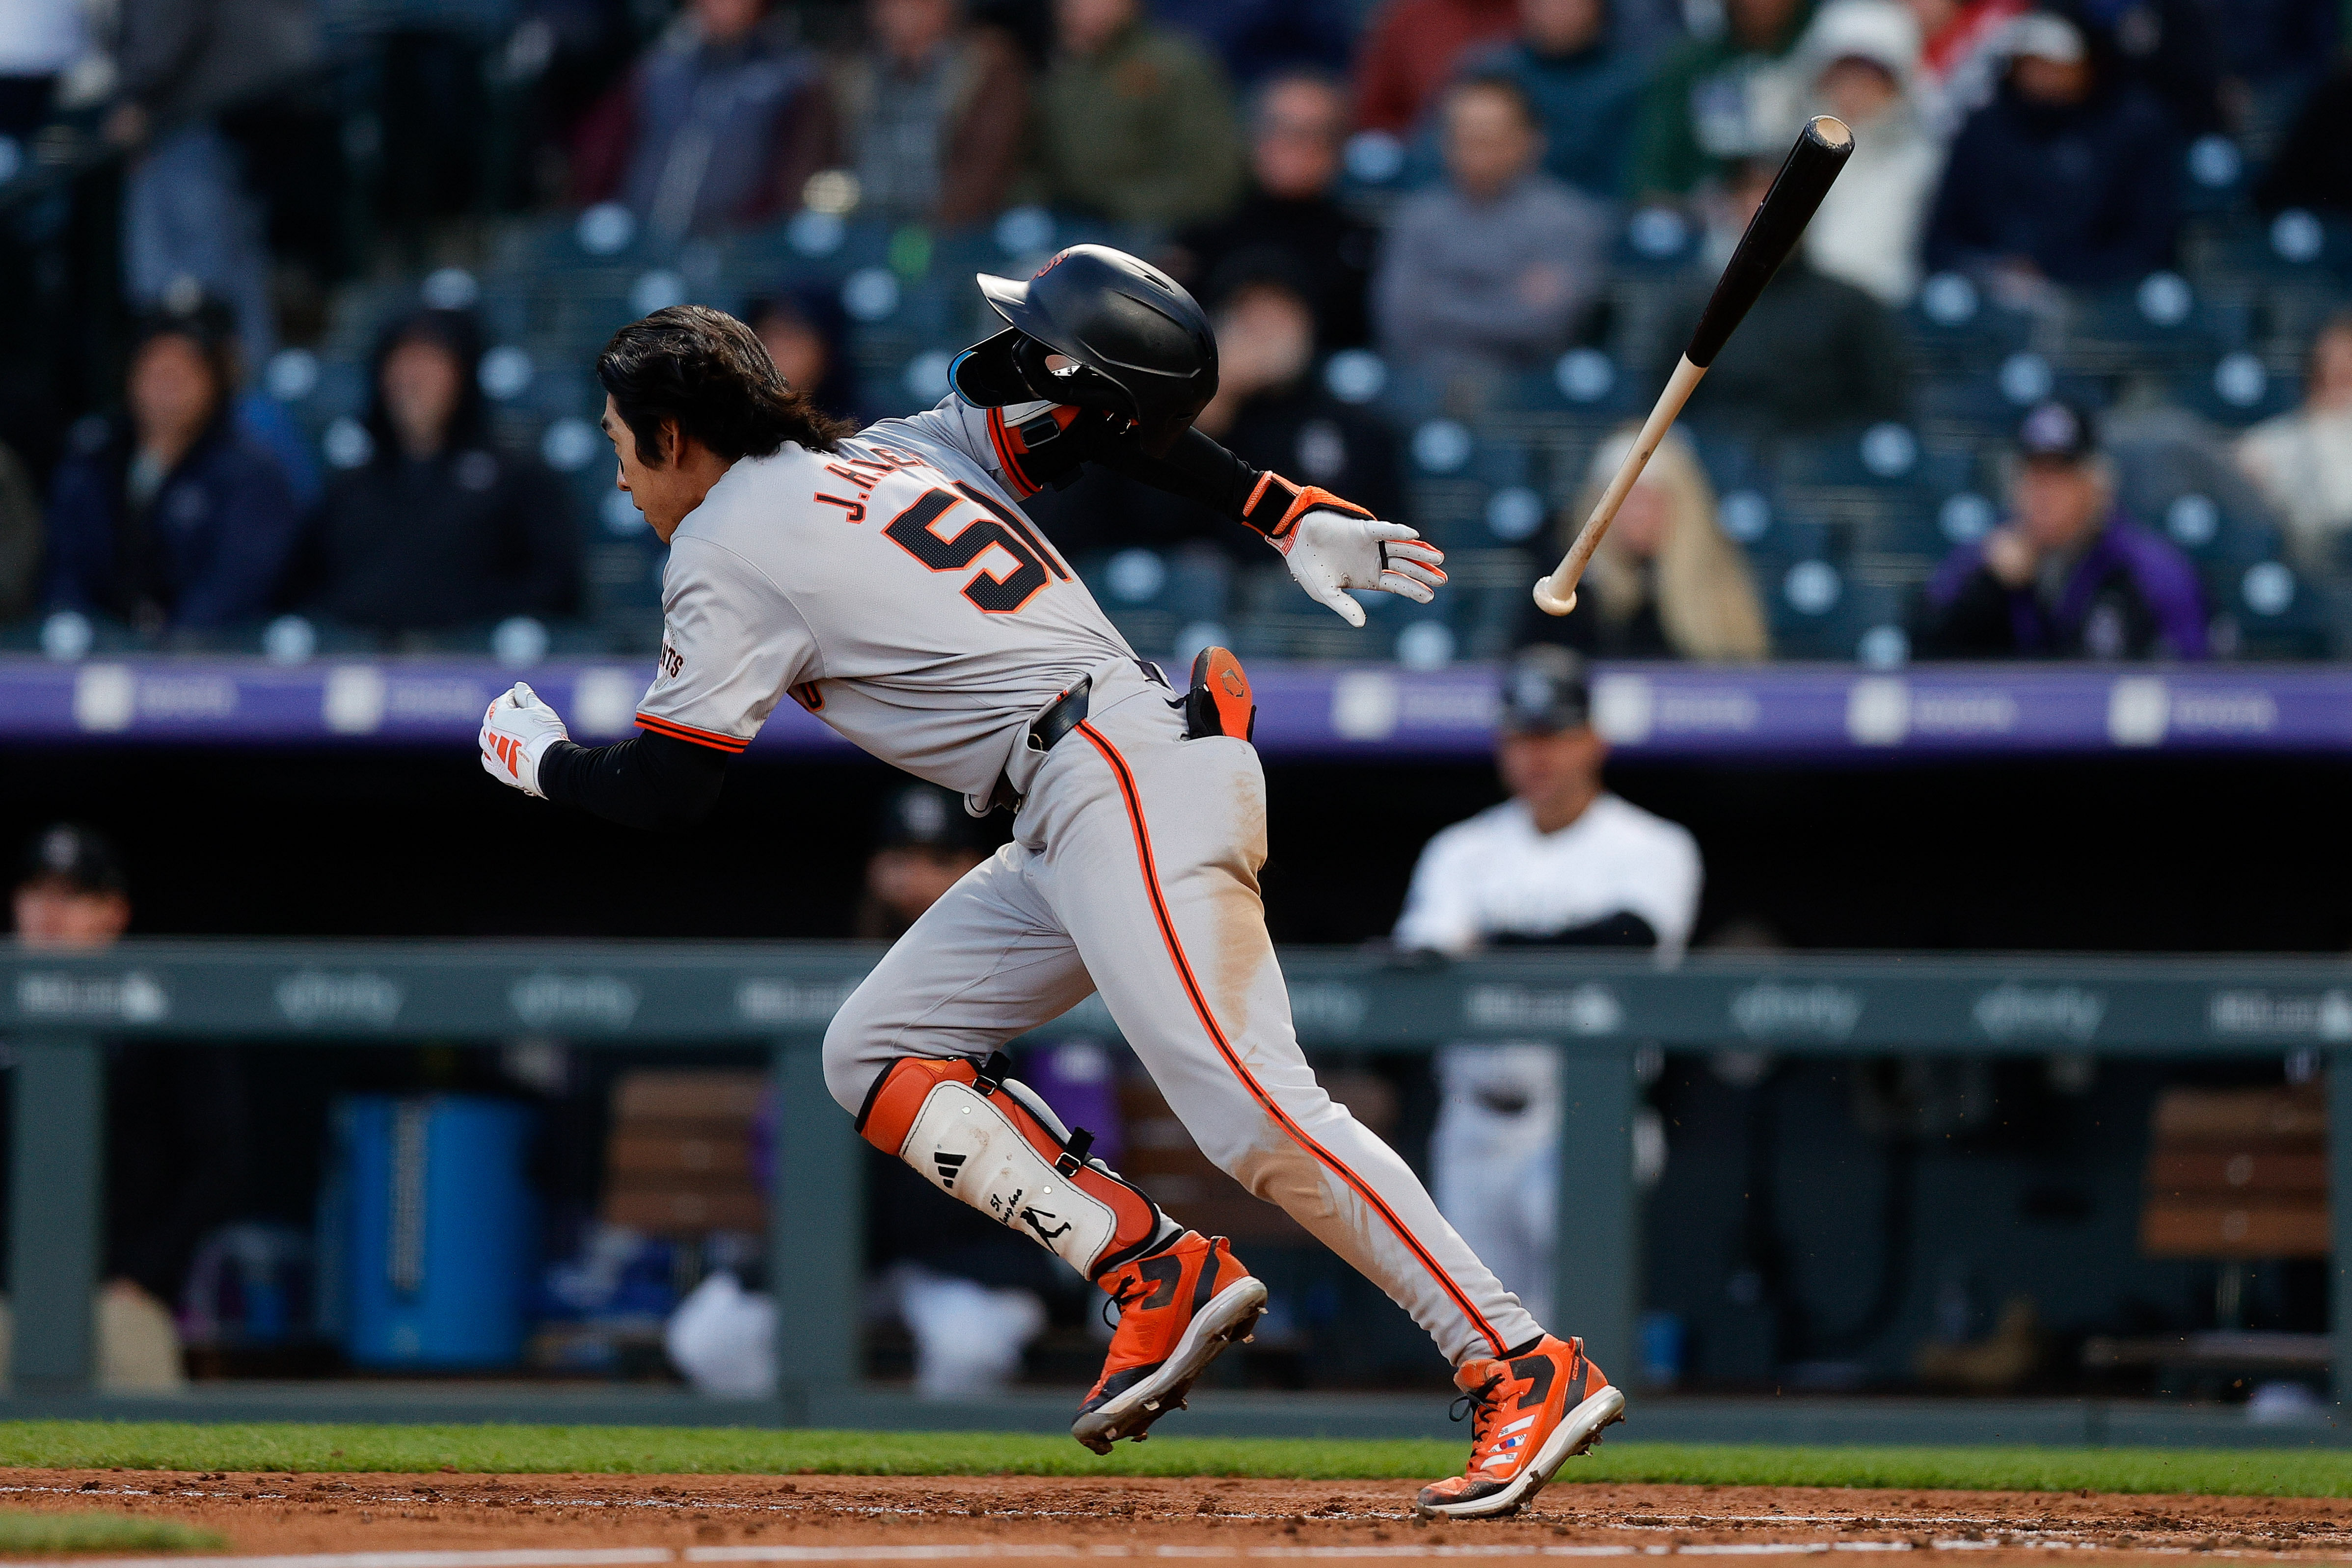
xmin=934 ymin=1150 xmax=968 ymax=1188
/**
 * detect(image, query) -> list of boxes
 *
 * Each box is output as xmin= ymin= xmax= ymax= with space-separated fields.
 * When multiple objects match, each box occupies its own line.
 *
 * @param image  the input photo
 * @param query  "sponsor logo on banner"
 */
xmin=735 ymin=976 xmax=864 ymax=1024
xmin=2208 ymin=989 xmax=2352 ymax=1040
xmin=1846 ymin=678 xmax=1908 ymax=745
xmin=73 ymin=666 xmax=135 ymax=731
xmin=1730 ymin=982 xmax=1863 ymax=1041
xmin=510 ymin=972 xmax=640 ymax=1028
xmin=1330 ymin=671 xmax=1400 ymax=740
xmin=2108 ymin=677 xmax=2168 ymax=746
xmin=275 ymin=970 xmax=405 ymax=1028
xmin=1288 ymin=982 xmax=1366 ymax=1037
xmin=1973 ymin=982 xmax=2105 ymax=1042
xmin=571 ymin=668 xmax=642 ymax=735
xmin=1464 ymin=983 xmax=1623 ymax=1034
xmin=1592 ymin=675 xmax=1652 ymax=742
xmin=16 ymin=971 xmax=170 ymax=1023
xmin=324 ymin=666 xmax=389 ymax=733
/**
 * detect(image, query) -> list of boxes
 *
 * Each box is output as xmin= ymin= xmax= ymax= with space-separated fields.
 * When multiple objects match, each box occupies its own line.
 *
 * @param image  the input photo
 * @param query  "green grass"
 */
xmin=0 ymin=1422 xmax=2350 ymax=1499
xmin=0 ymin=1510 xmax=224 ymax=1552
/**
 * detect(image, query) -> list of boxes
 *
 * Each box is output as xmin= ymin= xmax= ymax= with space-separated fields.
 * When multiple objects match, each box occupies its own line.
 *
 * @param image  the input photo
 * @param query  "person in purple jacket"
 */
xmin=1917 ymin=400 xmax=2209 ymax=659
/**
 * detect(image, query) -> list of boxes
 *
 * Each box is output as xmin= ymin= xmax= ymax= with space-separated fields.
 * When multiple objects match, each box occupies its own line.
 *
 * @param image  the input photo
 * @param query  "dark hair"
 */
xmin=128 ymin=297 xmax=238 ymax=432
xmin=597 ymin=304 xmax=853 ymax=466
xmin=17 ymin=822 xmax=126 ymax=896
xmin=366 ymin=307 xmax=488 ymax=461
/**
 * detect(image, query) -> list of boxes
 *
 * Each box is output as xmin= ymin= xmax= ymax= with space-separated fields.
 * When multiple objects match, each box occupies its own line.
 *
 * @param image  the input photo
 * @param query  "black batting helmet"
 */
xmin=951 ymin=245 xmax=1218 ymax=450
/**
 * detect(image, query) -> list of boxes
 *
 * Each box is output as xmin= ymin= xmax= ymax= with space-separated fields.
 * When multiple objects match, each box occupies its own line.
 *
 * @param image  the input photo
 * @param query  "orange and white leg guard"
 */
xmin=855 ymin=1052 xmax=1173 ymax=1281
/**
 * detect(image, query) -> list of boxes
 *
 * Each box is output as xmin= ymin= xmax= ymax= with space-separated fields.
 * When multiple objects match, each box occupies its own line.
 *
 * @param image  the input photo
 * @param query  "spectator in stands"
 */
xmin=1904 ymin=0 xmax=2024 ymax=133
xmin=2070 ymin=0 xmax=2221 ymax=138
xmin=1031 ymin=0 xmax=1245 ymax=226
xmin=2235 ymin=313 xmax=2352 ymax=575
xmin=812 ymin=0 xmax=1028 ymax=228
xmin=304 ymin=309 xmax=578 ymax=637
xmin=1445 ymin=0 xmax=1655 ymax=200
xmin=856 ymin=783 xmax=997 ymax=939
xmin=1392 ymin=646 xmax=1702 ymax=1329
xmin=0 ymin=440 xmax=38 ymax=623
xmin=1789 ymin=0 xmax=1941 ymax=305
xmin=1374 ymin=76 xmax=1609 ymax=397
xmin=1028 ymin=266 xmax=1399 ymax=560
xmin=572 ymin=0 xmax=823 ymax=242
xmin=0 ymin=0 xmax=88 ymax=136
xmin=108 ymin=0 xmax=323 ymax=370
xmin=1522 ymin=427 xmax=1769 ymax=658
xmin=1353 ymin=0 xmax=1518 ymax=134
xmin=2255 ymin=58 xmax=2352 ymax=218
xmin=746 ymin=288 xmax=868 ymax=426
xmin=1192 ymin=266 xmax=1402 ymax=525
xmin=1168 ymin=71 xmax=1376 ymax=351
xmin=1151 ymin=0 xmax=1355 ymax=86
xmin=44 ymin=299 xmax=300 ymax=637
xmin=1629 ymin=0 xmax=1815 ymax=197
xmin=1918 ymin=400 xmax=2207 ymax=658
xmin=1921 ymin=12 xmax=2181 ymax=291
xmin=1655 ymin=153 xmax=1908 ymax=440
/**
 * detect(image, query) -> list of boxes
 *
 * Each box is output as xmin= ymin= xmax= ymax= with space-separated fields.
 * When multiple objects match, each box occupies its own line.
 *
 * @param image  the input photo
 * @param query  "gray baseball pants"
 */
xmin=823 ymin=658 xmax=1541 ymax=1367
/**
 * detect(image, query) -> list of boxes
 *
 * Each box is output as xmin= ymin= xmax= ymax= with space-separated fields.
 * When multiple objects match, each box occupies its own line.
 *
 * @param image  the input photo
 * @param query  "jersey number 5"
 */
xmin=883 ymin=487 xmax=1060 ymax=614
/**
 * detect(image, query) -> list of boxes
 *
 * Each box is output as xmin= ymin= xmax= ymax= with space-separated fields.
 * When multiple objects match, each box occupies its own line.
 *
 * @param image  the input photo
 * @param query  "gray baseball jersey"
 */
xmin=633 ymin=396 xmax=1133 ymax=808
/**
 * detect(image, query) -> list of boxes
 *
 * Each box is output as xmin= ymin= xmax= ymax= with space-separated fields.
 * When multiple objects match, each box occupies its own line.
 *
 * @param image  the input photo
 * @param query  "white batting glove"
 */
xmin=1276 ymin=509 xmax=1448 ymax=628
xmin=480 ymin=681 xmax=569 ymax=798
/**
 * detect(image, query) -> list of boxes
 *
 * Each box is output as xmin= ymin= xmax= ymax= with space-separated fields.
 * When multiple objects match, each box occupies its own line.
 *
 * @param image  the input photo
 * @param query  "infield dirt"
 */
xmin=4 ymin=1470 xmax=2352 ymax=1563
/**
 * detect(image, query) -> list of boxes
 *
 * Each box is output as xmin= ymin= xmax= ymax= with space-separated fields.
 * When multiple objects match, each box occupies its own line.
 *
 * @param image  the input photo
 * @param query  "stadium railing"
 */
xmin=4 ymin=940 xmax=2352 ymax=1402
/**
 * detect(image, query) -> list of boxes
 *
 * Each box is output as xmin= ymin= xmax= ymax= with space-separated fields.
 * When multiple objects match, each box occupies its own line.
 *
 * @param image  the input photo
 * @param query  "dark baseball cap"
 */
xmin=2016 ymin=400 xmax=2097 ymax=463
xmin=1499 ymin=646 xmax=1593 ymax=734
xmin=876 ymin=784 xmax=991 ymax=853
xmin=17 ymin=823 xmax=125 ymax=895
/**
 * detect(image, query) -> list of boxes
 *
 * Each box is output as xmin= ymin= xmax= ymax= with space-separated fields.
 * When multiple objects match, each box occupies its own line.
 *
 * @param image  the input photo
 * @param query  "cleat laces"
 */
xmin=1449 ymin=1371 xmax=1514 ymax=1475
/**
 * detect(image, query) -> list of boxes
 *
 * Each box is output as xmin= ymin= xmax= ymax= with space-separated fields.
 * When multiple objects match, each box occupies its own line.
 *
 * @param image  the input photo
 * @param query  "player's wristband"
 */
xmin=1237 ymin=473 xmax=1375 ymax=544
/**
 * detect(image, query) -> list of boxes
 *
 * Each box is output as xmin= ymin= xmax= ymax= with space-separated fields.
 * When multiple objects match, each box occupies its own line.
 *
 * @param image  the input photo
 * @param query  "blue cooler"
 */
xmin=321 ymin=1095 xmax=536 ymax=1369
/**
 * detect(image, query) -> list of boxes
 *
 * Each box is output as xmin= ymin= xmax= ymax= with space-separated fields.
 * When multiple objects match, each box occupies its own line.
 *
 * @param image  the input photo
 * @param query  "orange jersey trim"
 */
xmin=1070 ymin=721 xmax=1509 ymax=1358
xmin=986 ymin=407 xmax=1040 ymax=498
xmin=634 ymin=712 xmax=751 ymax=753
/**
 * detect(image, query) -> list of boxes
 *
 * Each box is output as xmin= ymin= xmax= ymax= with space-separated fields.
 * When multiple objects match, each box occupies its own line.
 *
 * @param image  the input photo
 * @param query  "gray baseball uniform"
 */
xmin=636 ymin=394 xmax=1541 ymax=1368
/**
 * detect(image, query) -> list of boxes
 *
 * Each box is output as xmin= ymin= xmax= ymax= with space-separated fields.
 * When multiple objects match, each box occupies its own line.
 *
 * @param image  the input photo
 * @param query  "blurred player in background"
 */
xmin=855 ymin=783 xmax=998 ymax=940
xmin=9 ymin=824 xmax=226 ymax=1390
xmin=13 ymin=822 xmax=131 ymax=948
xmin=1392 ymin=649 xmax=1700 ymax=1326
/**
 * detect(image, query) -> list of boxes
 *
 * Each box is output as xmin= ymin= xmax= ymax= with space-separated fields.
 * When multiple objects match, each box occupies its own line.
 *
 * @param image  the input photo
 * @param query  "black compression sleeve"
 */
xmin=537 ymin=729 xmax=731 ymax=831
xmin=1095 ymin=427 xmax=1264 ymax=521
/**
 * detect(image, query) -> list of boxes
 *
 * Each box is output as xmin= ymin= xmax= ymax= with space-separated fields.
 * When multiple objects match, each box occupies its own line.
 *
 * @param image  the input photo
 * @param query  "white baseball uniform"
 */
xmin=632 ymin=394 xmax=1541 ymax=1367
xmin=1394 ymin=794 xmax=1700 ymax=1328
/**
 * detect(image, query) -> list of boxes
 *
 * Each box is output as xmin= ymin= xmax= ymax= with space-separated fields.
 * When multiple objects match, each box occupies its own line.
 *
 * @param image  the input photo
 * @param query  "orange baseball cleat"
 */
xmin=1414 ymin=1334 xmax=1626 ymax=1519
xmin=1072 ymin=1231 xmax=1266 ymax=1454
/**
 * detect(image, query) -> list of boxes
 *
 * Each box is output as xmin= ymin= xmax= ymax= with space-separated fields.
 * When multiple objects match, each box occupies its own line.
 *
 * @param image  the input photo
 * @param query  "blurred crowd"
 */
xmin=4 ymin=0 xmax=2352 ymax=664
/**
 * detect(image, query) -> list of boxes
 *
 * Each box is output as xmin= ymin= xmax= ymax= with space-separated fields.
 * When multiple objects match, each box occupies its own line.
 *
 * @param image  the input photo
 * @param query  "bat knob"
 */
xmin=1531 ymin=578 xmax=1578 ymax=617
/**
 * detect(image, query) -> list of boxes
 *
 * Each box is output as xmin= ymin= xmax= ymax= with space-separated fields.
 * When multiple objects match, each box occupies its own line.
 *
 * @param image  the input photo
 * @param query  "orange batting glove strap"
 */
xmin=1238 ymin=473 xmax=1375 ymax=544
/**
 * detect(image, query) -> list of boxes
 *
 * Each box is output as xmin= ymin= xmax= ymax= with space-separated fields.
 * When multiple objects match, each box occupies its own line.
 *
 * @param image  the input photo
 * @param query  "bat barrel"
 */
xmin=1684 ymin=115 xmax=1853 ymax=370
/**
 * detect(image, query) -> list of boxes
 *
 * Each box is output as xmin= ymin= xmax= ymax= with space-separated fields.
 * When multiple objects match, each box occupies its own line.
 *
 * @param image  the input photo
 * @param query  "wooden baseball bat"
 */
xmin=1533 ymin=115 xmax=1855 ymax=617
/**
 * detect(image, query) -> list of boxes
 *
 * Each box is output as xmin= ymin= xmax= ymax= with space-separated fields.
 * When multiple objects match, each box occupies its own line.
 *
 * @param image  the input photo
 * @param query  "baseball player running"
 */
xmin=479 ymin=247 xmax=1623 ymax=1517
